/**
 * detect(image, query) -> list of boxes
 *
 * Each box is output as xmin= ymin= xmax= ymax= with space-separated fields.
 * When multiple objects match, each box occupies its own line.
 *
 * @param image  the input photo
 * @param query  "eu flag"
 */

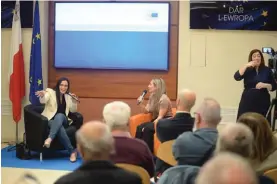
xmin=29 ymin=0 xmax=43 ymax=105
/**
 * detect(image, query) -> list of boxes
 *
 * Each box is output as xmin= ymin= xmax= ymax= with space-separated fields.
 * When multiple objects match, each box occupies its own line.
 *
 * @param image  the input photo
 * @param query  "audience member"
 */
xmin=215 ymin=123 xmax=275 ymax=184
xmin=103 ymin=101 xmax=155 ymax=177
xmin=173 ymin=97 xmax=221 ymax=166
xmin=156 ymin=89 xmax=196 ymax=143
xmin=238 ymin=112 xmax=277 ymax=173
xmin=215 ymin=123 xmax=253 ymax=157
xmin=54 ymin=121 xmax=142 ymax=184
xmin=195 ymin=152 xmax=258 ymax=184
xmin=135 ymin=78 xmax=173 ymax=153
xmin=155 ymin=89 xmax=196 ymax=175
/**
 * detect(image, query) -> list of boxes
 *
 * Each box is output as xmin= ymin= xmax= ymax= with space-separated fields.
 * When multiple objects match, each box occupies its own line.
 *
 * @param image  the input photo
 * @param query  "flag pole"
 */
xmin=7 ymin=122 xmax=19 ymax=152
xmin=7 ymin=123 xmax=19 ymax=152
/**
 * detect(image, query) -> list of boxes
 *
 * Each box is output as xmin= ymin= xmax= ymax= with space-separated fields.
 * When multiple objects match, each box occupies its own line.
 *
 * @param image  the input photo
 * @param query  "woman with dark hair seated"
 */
xmin=238 ymin=112 xmax=277 ymax=173
xmin=35 ymin=77 xmax=79 ymax=162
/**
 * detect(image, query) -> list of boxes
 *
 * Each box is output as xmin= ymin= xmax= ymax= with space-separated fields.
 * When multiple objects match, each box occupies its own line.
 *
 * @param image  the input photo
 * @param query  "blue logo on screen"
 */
xmin=151 ymin=12 xmax=158 ymax=18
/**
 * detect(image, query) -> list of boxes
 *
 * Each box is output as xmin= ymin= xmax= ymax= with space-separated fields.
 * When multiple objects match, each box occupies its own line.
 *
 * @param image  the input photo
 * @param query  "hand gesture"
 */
xmin=256 ymin=82 xmax=265 ymax=89
xmin=246 ymin=61 xmax=256 ymax=68
xmin=70 ymin=93 xmax=79 ymax=102
xmin=35 ymin=90 xmax=46 ymax=97
xmin=137 ymin=96 xmax=144 ymax=104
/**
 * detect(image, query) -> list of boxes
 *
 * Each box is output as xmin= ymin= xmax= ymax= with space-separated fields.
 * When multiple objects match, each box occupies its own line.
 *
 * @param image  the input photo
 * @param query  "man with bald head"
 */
xmin=156 ymin=89 xmax=196 ymax=143
xmin=173 ymin=97 xmax=221 ymax=166
xmin=155 ymin=89 xmax=196 ymax=174
xmin=196 ymin=152 xmax=258 ymax=184
xmin=54 ymin=121 xmax=142 ymax=184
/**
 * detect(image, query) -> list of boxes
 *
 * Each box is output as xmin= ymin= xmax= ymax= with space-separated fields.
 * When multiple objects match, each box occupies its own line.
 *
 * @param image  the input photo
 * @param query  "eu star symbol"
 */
xmin=32 ymin=38 xmax=35 ymax=44
xmin=30 ymin=77 xmax=32 ymax=83
xmin=35 ymin=33 xmax=41 ymax=40
xmin=37 ymin=79 xmax=42 ymax=86
xmin=261 ymin=10 xmax=268 ymax=17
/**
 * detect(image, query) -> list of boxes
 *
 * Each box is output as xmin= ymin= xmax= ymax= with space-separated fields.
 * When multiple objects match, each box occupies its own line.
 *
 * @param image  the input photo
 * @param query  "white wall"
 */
xmin=1 ymin=1 xmax=277 ymax=141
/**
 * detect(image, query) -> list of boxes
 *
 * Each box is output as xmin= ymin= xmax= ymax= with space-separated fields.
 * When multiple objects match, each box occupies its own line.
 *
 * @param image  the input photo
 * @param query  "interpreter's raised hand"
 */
xmin=246 ymin=61 xmax=257 ymax=68
xmin=35 ymin=90 xmax=46 ymax=97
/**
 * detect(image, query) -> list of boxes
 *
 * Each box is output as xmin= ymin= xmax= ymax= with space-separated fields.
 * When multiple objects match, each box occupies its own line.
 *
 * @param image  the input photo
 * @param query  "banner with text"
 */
xmin=190 ymin=1 xmax=277 ymax=31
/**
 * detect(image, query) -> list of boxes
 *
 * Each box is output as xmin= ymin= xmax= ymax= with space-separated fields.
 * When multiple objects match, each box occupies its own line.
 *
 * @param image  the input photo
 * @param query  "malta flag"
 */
xmin=9 ymin=0 xmax=25 ymax=123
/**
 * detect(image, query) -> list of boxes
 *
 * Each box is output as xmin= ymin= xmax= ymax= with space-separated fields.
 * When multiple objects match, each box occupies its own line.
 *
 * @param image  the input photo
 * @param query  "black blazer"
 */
xmin=54 ymin=160 xmax=142 ymax=184
xmin=156 ymin=112 xmax=194 ymax=143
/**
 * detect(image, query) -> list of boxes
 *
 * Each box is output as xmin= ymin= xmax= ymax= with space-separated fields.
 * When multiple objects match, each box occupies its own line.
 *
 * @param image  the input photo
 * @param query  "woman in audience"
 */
xmin=35 ymin=77 xmax=79 ymax=162
xmin=135 ymin=78 xmax=173 ymax=152
xmin=234 ymin=49 xmax=276 ymax=121
xmin=238 ymin=112 xmax=277 ymax=173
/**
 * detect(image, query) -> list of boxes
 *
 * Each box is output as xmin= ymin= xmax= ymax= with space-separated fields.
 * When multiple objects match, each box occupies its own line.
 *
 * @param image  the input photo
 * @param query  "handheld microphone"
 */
xmin=137 ymin=90 xmax=147 ymax=105
xmin=67 ymin=92 xmax=80 ymax=103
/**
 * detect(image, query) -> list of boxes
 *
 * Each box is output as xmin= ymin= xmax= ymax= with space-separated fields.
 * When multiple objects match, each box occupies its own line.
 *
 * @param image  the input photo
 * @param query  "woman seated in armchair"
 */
xmin=35 ymin=77 xmax=79 ymax=162
xmin=135 ymin=78 xmax=173 ymax=152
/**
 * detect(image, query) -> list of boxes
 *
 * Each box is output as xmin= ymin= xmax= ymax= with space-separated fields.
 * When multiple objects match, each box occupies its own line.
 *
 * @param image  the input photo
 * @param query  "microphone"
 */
xmin=137 ymin=90 xmax=147 ymax=105
xmin=67 ymin=92 xmax=80 ymax=103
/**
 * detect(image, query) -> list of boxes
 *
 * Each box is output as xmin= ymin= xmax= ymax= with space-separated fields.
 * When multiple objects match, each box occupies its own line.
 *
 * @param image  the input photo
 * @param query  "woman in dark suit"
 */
xmin=234 ymin=49 xmax=277 ymax=120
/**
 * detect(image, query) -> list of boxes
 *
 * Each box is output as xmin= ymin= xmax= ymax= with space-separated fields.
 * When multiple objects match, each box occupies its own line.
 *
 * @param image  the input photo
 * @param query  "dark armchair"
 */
xmin=24 ymin=104 xmax=83 ymax=152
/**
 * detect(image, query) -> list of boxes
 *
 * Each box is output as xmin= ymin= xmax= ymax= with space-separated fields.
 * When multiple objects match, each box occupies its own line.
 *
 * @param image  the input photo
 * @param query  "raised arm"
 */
xmin=36 ymin=89 xmax=50 ymax=104
xmin=234 ymin=61 xmax=255 ymax=81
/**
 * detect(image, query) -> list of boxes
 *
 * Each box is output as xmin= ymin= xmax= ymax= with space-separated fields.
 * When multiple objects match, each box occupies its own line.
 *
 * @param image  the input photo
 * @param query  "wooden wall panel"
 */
xmin=78 ymin=98 xmax=177 ymax=122
xmin=48 ymin=1 xmax=179 ymax=100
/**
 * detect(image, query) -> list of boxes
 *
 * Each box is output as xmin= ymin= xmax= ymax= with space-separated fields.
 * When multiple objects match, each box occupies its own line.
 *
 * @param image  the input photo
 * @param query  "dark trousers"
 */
xmin=135 ymin=122 xmax=155 ymax=153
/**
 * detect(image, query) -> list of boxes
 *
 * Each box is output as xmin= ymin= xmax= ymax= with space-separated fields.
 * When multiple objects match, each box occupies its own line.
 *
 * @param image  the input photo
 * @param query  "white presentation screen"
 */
xmin=54 ymin=2 xmax=170 ymax=70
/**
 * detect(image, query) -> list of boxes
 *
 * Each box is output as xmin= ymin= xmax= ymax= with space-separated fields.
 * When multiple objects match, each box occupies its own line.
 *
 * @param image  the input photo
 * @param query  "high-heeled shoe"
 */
xmin=70 ymin=151 xmax=77 ymax=163
xmin=43 ymin=138 xmax=52 ymax=148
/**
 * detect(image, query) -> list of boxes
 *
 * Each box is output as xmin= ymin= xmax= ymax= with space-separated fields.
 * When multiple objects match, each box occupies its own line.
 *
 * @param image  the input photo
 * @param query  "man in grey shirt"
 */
xmin=173 ymin=97 xmax=221 ymax=166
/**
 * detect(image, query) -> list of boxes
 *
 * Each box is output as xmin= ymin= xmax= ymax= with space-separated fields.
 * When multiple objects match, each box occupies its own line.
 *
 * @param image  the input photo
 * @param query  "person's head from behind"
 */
xmin=194 ymin=98 xmax=221 ymax=130
xmin=176 ymin=89 xmax=196 ymax=112
xmin=248 ymin=49 xmax=265 ymax=68
xmin=238 ymin=112 xmax=276 ymax=161
xmin=76 ymin=121 xmax=115 ymax=161
xmin=148 ymin=78 xmax=166 ymax=96
xmin=55 ymin=77 xmax=70 ymax=95
xmin=196 ymin=152 xmax=258 ymax=184
xmin=103 ymin=101 xmax=131 ymax=132
xmin=215 ymin=123 xmax=254 ymax=158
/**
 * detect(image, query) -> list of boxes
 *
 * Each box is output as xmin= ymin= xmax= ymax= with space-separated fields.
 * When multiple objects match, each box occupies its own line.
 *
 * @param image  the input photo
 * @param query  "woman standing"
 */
xmin=234 ymin=49 xmax=277 ymax=120
xmin=135 ymin=78 xmax=173 ymax=152
xmin=35 ymin=77 xmax=78 ymax=162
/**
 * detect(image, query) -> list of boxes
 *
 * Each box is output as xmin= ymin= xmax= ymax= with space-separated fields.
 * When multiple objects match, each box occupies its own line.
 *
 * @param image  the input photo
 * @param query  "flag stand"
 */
xmin=7 ymin=123 xmax=19 ymax=152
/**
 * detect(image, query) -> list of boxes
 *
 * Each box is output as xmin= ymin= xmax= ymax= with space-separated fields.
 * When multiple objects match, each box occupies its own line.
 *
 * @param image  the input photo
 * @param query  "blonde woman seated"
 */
xmin=35 ymin=77 xmax=78 ymax=162
xmin=135 ymin=78 xmax=173 ymax=152
xmin=238 ymin=112 xmax=277 ymax=173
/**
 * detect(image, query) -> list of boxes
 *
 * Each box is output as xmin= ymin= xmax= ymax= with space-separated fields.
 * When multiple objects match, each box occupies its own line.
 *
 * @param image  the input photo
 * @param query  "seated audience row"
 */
xmin=55 ymin=121 xmax=142 ymax=184
xmin=160 ymin=119 xmax=276 ymax=184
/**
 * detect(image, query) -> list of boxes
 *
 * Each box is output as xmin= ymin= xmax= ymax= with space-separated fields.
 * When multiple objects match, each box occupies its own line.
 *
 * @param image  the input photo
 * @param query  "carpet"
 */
xmin=1 ymin=146 xmax=82 ymax=170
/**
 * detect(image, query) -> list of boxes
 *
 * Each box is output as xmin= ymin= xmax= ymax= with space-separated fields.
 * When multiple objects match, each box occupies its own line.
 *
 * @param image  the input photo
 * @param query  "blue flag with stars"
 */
xmin=29 ymin=0 xmax=43 ymax=105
